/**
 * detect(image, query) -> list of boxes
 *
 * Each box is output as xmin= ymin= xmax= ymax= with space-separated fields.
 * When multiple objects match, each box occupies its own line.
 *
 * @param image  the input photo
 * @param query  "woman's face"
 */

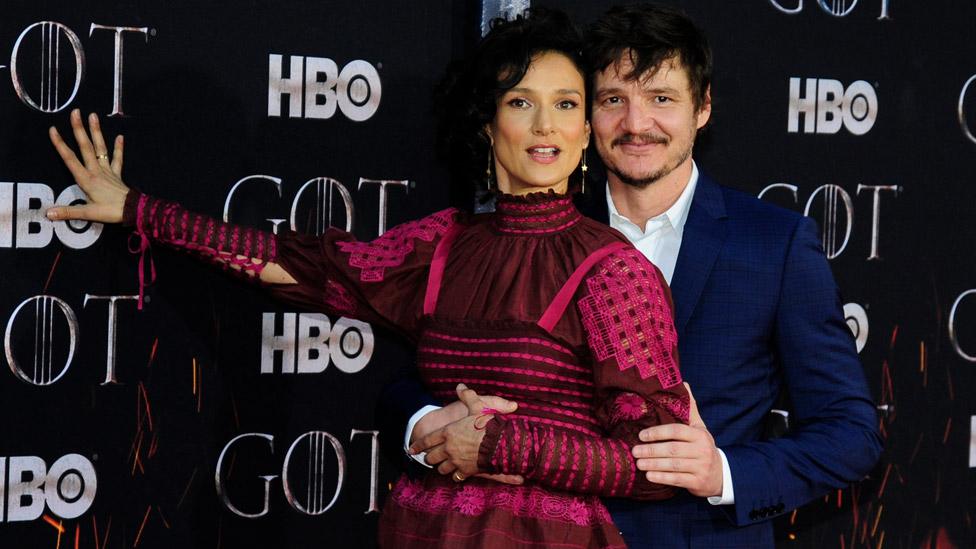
xmin=488 ymin=51 xmax=590 ymax=196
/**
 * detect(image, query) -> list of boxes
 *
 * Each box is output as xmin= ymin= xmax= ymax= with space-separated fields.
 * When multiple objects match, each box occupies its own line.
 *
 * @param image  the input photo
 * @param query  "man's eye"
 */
xmin=603 ymin=96 xmax=622 ymax=106
xmin=655 ymin=96 xmax=672 ymax=104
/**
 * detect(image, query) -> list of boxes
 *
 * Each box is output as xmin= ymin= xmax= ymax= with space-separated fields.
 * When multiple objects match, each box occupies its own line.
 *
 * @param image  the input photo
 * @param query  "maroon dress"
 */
xmin=123 ymin=190 xmax=690 ymax=549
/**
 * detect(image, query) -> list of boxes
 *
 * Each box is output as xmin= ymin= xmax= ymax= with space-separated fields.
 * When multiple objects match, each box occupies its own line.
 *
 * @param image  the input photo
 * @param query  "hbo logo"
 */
xmin=261 ymin=313 xmax=374 ymax=374
xmin=268 ymin=54 xmax=381 ymax=121
xmin=0 ymin=183 xmax=102 ymax=249
xmin=1 ymin=454 xmax=97 ymax=522
xmin=788 ymin=77 xmax=878 ymax=135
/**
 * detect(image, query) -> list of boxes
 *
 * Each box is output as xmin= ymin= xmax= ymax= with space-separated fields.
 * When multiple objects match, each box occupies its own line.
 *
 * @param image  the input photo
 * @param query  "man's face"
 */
xmin=591 ymin=55 xmax=711 ymax=188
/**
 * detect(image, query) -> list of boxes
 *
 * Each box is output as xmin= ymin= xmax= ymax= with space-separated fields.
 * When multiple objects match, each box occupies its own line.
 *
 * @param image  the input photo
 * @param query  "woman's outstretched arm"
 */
xmin=46 ymin=110 xmax=457 ymax=337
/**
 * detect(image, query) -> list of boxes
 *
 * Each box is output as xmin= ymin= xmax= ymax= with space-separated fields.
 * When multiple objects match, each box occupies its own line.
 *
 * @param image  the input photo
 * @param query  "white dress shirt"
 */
xmin=406 ymin=161 xmax=734 ymax=505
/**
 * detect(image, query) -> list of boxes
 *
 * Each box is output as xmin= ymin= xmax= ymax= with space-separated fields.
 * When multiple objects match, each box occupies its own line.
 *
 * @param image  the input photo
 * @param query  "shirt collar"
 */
xmin=606 ymin=161 xmax=699 ymax=235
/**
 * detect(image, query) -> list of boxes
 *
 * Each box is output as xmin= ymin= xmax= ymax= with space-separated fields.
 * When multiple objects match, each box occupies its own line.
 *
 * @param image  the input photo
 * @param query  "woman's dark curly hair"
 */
xmin=435 ymin=7 xmax=586 ymax=207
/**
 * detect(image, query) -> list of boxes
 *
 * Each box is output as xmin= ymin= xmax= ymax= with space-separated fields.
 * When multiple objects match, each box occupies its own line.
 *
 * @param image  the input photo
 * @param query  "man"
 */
xmin=394 ymin=4 xmax=882 ymax=547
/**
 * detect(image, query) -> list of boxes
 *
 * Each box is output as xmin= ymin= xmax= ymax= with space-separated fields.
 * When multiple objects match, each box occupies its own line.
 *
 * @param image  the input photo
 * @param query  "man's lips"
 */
xmin=526 ymin=145 xmax=561 ymax=164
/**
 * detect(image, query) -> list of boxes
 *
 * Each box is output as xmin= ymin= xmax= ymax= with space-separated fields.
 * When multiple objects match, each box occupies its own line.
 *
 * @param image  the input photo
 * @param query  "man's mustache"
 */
xmin=611 ymin=133 xmax=669 ymax=148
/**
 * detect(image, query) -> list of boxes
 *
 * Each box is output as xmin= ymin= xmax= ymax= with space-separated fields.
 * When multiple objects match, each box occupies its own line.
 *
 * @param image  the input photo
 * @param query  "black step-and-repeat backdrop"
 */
xmin=0 ymin=1 xmax=973 ymax=547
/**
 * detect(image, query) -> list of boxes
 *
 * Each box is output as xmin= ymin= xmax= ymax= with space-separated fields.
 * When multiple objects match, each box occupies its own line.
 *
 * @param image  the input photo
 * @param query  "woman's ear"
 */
xmin=483 ymin=124 xmax=494 ymax=145
xmin=583 ymin=120 xmax=591 ymax=147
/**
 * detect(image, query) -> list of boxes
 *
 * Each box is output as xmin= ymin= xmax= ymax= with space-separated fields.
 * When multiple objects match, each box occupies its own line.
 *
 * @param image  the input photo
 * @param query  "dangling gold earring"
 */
xmin=486 ymin=145 xmax=494 ymax=191
xmin=580 ymin=149 xmax=588 ymax=194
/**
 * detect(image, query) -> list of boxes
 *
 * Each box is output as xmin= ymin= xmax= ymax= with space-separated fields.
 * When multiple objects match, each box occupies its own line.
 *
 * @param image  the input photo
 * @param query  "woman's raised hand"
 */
xmin=46 ymin=109 xmax=128 ymax=224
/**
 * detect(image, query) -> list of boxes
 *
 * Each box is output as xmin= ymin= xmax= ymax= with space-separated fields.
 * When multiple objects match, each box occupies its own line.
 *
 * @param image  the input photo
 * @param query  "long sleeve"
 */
xmin=477 ymin=246 xmax=690 ymax=499
xmin=720 ymin=217 xmax=882 ymax=525
xmin=123 ymin=191 xmax=460 ymax=336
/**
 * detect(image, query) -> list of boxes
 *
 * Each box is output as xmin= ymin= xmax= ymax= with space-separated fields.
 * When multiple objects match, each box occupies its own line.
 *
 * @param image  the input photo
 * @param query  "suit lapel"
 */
xmin=670 ymin=175 xmax=728 ymax=337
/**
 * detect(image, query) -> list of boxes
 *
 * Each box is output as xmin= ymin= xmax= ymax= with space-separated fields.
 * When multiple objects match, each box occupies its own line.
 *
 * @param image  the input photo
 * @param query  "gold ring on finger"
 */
xmin=452 ymin=471 xmax=466 ymax=483
xmin=96 ymin=153 xmax=109 ymax=160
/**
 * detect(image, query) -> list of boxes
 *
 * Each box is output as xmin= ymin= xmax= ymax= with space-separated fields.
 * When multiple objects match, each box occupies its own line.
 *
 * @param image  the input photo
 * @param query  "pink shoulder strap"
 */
xmin=423 ymin=223 xmax=466 ymax=316
xmin=537 ymin=241 xmax=628 ymax=333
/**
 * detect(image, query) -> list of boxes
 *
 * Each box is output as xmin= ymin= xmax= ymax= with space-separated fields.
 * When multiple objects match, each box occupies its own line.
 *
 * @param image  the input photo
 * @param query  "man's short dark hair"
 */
xmin=586 ymin=3 xmax=712 ymax=110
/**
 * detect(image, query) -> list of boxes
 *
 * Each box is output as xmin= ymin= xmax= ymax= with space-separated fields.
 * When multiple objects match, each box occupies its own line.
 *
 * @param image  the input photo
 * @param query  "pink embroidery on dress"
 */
xmin=337 ymin=208 xmax=457 ymax=282
xmin=324 ymin=279 xmax=356 ymax=315
xmin=391 ymin=478 xmax=615 ymax=527
xmin=578 ymin=248 xmax=681 ymax=388
xmin=654 ymin=393 xmax=691 ymax=423
xmin=610 ymin=392 xmax=649 ymax=424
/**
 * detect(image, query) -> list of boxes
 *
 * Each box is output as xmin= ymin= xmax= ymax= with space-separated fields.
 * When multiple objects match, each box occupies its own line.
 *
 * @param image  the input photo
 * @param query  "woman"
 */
xmin=47 ymin=9 xmax=689 ymax=548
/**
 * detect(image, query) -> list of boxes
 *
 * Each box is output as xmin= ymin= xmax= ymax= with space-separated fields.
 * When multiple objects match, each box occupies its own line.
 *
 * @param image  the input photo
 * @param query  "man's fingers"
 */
xmin=69 ymin=109 xmax=97 ymax=167
xmin=637 ymin=423 xmax=696 ymax=443
xmin=423 ymin=445 xmax=448 ymax=467
xmin=474 ymin=473 xmax=524 ymax=485
xmin=645 ymin=470 xmax=696 ymax=489
xmin=632 ymin=441 xmax=699 ymax=460
xmin=111 ymin=135 xmax=124 ymax=175
xmin=409 ymin=429 xmax=446 ymax=455
xmin=48 ymin=127 xmax=86 ymax=181
xmin=46 ymin=205 xmax=93 ymax=222
xmin=635 ymin=457 xmax=695 ymax=473
xmin=684 ymin=382 xmax=704 ymax=427
xmin=481 ymin=395 xmax=518 ymax=413
xmin=88 ymin=113 xmax=110 ymax=164
xmin=436 ymin=460 xmax=456 ymax=476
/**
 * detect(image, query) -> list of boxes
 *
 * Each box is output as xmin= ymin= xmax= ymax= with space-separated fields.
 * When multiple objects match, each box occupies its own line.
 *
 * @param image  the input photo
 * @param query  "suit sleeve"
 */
xmin=476 ymin=247 xmax=690 ymax=499
xmin=721 ymin=217 xmax=883 ymax=525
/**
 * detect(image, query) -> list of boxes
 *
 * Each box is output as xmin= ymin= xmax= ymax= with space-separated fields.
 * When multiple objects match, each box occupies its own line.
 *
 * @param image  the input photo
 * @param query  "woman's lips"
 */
xmin=527 ymin=145 xmax=561 ymax=164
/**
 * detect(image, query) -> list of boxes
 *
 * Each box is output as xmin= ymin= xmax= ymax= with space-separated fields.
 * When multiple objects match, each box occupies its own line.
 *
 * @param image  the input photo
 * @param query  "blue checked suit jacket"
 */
xmin=381 ymin=173 xmax=882 ymax=548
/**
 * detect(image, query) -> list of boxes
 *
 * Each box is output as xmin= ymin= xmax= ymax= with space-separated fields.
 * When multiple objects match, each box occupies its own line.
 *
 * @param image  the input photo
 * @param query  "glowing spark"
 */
xmin=43 ymin=514 xmax=65 ymax=533
xmin=919 ymin=341 xmax=926 ymax=372
xmin=139 ymin=382 xmax=154 ymax=432
xmin=877 ymin=463 xmax=892 ymax=499
xmin=74 ymin=524 xmax=79 ymax=549
xmin=788 ymin=533 xmax=796 ymax=540
xmin=790 ymin=509 xmax=797 ymax=525
xmin=92 ymin=514 xmax=100 ymax=549
xmin=177 ymin=467 xmax=198 ymax=510
xmin=878 ymin=530 xmax=885 ymax=549
xmin=870 ymin=503 xmax=883 ymax=537
xmin=43 ymin=250 xmax=63 ymax=293
xmin=836 ymin=488 xmax=842 ymax=508
xmin=133 ymin=505 xmax=152 ymax=547
xmin=192 ymin=358 xmax=198 ymax=395
xmin=943 ymin=417 xmax=953 ymax=444
xmin=101 ymin=515 xmax=113 ymax=549
xmin=148 ymin=337 xmax=159 ymax=366
xmin=909 ymin=433 xmax=924 ymax=464
xmin=148 ymin=433 xmax=160 ymax=459
xmin=157 ymin=506 xmax=171 ymax=529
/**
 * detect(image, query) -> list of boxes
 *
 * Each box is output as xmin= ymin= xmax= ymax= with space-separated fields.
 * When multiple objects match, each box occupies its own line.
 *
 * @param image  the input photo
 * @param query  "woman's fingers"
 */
xmin=69 ymin=109 xmax=98 ymax=168
xmin=46 ymin=204 xmax=94 ymax=222
xmin=88 ymin=113 xmax=111 ymax=165
xmin=111 ymin=135 xmax=124 ymax=176
xmin=48 ymin=127 xmax=87 ymax=182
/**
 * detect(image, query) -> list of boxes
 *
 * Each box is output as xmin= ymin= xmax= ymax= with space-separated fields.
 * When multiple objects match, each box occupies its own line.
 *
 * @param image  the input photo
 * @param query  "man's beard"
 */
xmin=606 ymin=132 xmax=692 ymax=189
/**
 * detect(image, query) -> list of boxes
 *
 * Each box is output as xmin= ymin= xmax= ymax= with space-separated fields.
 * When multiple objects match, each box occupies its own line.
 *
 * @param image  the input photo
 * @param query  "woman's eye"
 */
xmin=557 ymin=100 xmax=578 ymax=110
xmin=508 ymin=98 xmax=530 ymax=108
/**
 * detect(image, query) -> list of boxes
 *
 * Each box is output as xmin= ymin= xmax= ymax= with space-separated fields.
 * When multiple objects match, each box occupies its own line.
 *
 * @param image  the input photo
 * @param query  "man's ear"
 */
xmin=696 ymin=86 xmax=712 ymax=130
